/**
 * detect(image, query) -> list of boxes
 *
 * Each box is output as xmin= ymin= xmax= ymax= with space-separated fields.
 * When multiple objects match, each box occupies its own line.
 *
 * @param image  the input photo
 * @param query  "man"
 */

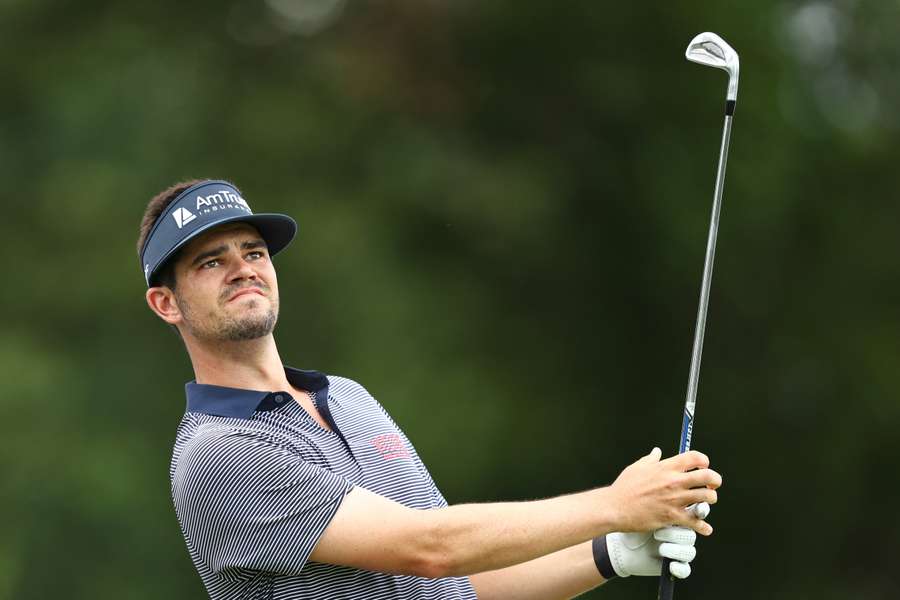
xmin=139 ymin=179 xmax=722 ymax=600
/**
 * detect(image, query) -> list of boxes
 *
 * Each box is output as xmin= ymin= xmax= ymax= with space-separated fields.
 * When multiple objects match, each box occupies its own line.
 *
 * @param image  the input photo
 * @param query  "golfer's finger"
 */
xmin=679 ymin=487 xmax=717 ymax=506
xmin=659 ymin=542 xmax=696 ymax=563
xmin=691 ymin=502 xmax=711 ymax=520
xmin=669 ymin=561 xmax=691 ymax=579
xmin=674 ymin=513 xmax=713 ymax=536
xmin=682 ymin=468 xmax=722 ymax=489
xmin=639 ymin=447 xmax=663 ymax=464
xmin=667 ymin=450 xmax=709 ymax=471
xmin=655 ymin=526 xmax=696 ymax=546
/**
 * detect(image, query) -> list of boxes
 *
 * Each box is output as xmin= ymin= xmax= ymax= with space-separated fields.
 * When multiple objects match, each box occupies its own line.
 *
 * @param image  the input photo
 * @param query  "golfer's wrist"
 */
xmin=590 ymin=485 xmax=626 ymax=535
xmin=585 ymin=486 xmax=622 ymax=537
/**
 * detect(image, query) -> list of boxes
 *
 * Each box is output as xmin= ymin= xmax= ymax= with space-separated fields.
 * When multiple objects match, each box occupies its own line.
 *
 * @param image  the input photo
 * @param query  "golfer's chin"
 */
xmin=215 ymin=311 xmax=278 ymax=342
xmin=224 ymin=294 xmax=271 ymax=314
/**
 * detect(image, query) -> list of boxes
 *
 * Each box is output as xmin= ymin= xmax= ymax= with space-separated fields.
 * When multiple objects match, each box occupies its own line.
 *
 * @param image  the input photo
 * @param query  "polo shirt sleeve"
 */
xmin=172 ymin=426 xmax=353 ymax=576
xmin=371 ymin=397 xmax=450 ymax=509
xmin=405 ymin=430 xmax=449 ymax=508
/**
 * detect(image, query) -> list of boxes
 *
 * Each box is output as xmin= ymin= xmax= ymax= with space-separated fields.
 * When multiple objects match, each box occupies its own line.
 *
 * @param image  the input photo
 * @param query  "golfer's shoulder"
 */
xmin=326 ymin=374 xmax=378 ymax=404
xmin=175 ymin=421 xmax=291 ymax=479
xmin=326 ymin=374 xmax=401 ymax=430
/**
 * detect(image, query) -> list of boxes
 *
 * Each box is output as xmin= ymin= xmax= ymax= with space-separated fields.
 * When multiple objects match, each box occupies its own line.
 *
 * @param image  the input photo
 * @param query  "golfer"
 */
xmin=138 ymin=179 xmax=722 ymax=600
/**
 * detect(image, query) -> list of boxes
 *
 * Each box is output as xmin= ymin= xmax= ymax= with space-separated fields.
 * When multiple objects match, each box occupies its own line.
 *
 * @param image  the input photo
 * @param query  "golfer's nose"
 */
xmin=228 ymin=256 xmax=258 ymax=282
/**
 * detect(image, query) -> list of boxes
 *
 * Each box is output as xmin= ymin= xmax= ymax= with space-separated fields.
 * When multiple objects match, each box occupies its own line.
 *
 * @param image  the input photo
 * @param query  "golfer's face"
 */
xmin=173 ymin=223 xmax=279 ymax=337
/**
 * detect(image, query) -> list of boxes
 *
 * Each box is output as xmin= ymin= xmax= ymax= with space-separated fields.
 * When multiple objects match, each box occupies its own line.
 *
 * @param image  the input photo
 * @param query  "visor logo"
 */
xmin=172 ymin=207 xmax=197 ymax=229
xmin=195 ymin=189 xmax=252 ymax=216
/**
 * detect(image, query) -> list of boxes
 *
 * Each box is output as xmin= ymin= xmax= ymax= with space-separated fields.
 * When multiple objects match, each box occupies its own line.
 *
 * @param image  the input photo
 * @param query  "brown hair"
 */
xmin=137 ymin=179 xmax=205 ymax=289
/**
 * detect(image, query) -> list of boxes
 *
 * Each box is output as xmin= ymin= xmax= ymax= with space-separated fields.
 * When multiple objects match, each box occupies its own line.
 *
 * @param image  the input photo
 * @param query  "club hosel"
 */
xmin=726 ymin=72 xmax=739 ymax=101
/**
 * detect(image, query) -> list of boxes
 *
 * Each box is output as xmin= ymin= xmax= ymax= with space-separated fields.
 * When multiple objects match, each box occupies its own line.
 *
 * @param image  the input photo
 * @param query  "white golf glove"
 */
xmin=594 ymin=503 xmax=709 ymax=580
xmin=606 ymin=526 xmax=696 ymax=579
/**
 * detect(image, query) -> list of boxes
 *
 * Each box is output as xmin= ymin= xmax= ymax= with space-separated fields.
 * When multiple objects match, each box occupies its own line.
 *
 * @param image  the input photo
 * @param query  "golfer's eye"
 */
xmin=202 ymin=259 xmax=221 ymax=269
xmin=246 ymin=251 xmax=264 ymax=261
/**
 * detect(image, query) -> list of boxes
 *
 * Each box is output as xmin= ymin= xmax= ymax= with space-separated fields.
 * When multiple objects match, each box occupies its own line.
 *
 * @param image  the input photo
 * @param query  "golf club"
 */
xmin=657 ymin=31 xmax=739 ymax=600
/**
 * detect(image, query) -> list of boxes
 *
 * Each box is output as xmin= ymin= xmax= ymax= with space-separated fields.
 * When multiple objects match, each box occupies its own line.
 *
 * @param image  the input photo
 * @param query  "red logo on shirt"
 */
xmin=371 ymin=433 xmax=410 ymax=460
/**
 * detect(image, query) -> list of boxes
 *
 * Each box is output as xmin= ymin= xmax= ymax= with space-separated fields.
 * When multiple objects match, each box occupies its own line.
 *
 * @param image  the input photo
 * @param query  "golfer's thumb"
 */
xmin=639 ymin=447 xmax=662 ymax=463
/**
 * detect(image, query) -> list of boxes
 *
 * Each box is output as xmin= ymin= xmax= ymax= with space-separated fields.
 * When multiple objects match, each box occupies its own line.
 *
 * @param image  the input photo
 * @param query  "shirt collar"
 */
xmin=184 ymin=366 xmax=329 ymax=418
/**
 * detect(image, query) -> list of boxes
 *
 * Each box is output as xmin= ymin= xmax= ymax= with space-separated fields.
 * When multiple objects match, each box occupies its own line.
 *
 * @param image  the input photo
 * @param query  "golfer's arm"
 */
xmin=468 ymin=541 xmax=606 ymax=600
xmin=309 ymin=486 xmax=618 ymax=579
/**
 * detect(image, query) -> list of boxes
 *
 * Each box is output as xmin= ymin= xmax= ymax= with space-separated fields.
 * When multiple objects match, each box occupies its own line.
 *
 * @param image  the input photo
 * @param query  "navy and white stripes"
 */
xmin=170 ymin=368 xmax=477 ymax=600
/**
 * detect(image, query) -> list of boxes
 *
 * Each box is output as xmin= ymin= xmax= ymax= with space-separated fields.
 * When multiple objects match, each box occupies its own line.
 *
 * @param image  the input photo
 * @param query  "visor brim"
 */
xmin=147 ymin=213 xmax=297 ymax=286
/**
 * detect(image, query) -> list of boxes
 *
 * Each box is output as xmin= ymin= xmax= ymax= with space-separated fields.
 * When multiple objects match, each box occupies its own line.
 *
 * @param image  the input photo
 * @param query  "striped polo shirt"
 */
xmin=170 ymin=367 xmax=477 ymax=600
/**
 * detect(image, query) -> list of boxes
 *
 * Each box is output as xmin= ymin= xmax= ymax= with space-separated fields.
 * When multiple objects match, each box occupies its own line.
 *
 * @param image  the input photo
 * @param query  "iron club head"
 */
xmin=685 ymin=32 xmax=739 ymax=101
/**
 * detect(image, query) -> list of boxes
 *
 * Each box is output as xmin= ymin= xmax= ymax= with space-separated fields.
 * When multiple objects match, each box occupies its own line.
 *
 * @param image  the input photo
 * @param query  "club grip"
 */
xmin=658 ymin=561 xmax=675 ymax=600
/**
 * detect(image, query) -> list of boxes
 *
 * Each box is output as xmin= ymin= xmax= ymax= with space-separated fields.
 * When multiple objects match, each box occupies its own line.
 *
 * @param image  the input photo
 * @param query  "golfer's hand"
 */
xmin=604 ymin=522 xmax=701 ymax=579
xmin=608 ymin=448 xmax=721 ymax=536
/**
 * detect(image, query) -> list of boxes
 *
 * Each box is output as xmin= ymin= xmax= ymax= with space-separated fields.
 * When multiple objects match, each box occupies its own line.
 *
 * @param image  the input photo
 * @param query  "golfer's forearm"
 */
xmin=428 ymin=487 xmax=617 ymax=577
xmin=468 ymin=541 xmax=605 ymax=600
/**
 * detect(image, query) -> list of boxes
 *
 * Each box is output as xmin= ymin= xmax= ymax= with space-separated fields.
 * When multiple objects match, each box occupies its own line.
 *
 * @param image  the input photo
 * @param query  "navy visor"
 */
xmin=140 ymin=180 xmax=297 ymax=286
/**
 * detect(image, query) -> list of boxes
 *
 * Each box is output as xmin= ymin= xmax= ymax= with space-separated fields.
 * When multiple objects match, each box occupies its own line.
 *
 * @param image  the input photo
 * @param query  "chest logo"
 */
xmin=371 ymin=433 xmax=411 ymax=460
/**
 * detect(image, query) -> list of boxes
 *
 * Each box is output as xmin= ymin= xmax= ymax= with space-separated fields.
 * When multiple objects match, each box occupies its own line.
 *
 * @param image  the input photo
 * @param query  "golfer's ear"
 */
xmin=146 ymin=286 xmax=182 ymax=325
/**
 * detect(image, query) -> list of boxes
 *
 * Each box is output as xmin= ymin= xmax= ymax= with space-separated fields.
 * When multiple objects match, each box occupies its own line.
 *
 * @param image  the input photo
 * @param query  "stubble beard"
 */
xmin=218 ymin=297 xmax=278 ymax=341
xmin=177 ymin=290 xmax=279 ymax=343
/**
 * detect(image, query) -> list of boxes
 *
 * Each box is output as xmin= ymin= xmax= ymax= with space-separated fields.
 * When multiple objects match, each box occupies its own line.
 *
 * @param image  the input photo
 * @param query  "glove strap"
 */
xmin=592 ymin=536 xmax=617 ymax=580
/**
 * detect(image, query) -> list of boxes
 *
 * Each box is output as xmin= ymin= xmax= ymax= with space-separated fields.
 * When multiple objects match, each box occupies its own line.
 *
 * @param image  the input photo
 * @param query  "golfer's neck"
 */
xmin=187 ymin=335 xmax=289 ymax=391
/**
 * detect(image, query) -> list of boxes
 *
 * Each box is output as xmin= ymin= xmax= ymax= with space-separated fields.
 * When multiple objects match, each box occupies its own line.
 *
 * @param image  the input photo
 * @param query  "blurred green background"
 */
xmin=2 ymin=0 xmax=899 ymax=598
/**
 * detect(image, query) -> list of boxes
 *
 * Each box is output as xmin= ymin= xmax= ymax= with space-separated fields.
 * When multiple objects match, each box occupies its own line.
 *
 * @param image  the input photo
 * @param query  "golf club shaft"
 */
xmin=658 ymin=109 xmax=733 ymax=600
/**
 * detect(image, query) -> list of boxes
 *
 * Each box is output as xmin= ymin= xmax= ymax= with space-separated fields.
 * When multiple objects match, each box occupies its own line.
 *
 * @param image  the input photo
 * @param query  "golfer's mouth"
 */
xmin=228 ymin=288 xmax=266 ymax=302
